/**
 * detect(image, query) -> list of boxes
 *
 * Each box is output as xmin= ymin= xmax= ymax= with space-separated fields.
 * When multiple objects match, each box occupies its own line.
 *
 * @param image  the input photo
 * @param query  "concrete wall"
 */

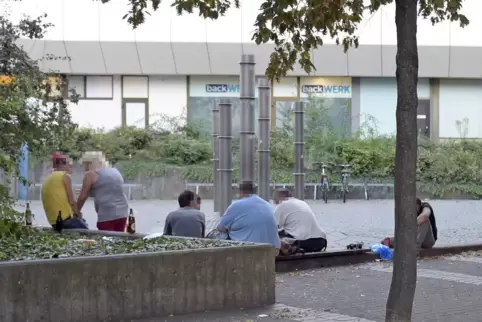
xmin=0 ymin=244 xmax=276 ymax=322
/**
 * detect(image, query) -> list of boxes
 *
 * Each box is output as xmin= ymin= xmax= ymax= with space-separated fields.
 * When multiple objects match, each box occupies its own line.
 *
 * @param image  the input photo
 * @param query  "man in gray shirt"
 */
xmin=164 ymin=190 xmax=205 ymax=238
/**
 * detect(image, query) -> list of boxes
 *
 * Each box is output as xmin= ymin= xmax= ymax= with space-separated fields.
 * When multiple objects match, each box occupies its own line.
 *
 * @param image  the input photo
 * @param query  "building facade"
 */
xmin=6 ymin=0 xmax=482 ymax=139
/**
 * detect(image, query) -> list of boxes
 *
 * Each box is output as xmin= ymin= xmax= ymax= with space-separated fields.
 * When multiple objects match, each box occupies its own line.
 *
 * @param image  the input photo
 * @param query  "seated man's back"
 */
xmin=273 ymin=189 xmax=327 ymax=253
xmin=164 ymin=208 xmax=205 ymax=238
xmin=164 ymin=190 xmax=205 ymax=238
xmin=218 ymin=185 xmax=280 ymax=249
xmin=275 ymin=197 xmax=326 ymax=241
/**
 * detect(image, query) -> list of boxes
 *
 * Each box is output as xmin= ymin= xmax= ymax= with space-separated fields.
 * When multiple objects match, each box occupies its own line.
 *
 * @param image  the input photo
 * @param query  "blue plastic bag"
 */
xmin=371 ymin=243 xmax=393 ymax=261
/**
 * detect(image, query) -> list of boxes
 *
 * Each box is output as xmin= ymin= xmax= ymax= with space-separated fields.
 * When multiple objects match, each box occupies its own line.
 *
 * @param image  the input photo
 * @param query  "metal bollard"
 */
xmin=211 ymin=101 xmax=220 ymax=213
xmin=257 ymin=78 xmax=271 ymax=201
xmin=240 ymin=54 xmax=256 ymax=184
xmin=218 ymin=99 xmax=233 ymax=215
xmin=294 ymin=102 xmax=305 ymax=200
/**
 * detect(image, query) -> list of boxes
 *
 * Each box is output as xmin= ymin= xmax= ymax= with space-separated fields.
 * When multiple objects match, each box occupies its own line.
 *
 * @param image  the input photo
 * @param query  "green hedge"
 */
xmin=57 ymin=125 xmax=482 ymax=197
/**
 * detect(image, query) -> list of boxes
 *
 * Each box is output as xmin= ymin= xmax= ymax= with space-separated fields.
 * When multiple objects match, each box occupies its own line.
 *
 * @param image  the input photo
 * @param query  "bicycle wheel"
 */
xmin=364 ymin=184 xmax=369 ymax=200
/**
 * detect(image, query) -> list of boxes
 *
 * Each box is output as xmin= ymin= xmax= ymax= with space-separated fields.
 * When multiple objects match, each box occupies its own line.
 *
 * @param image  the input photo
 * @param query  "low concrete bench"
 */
xmin=275 ymin=243 xmax=482 ymax=272
xmin=0 ymin=231 xmax=276 ymax=322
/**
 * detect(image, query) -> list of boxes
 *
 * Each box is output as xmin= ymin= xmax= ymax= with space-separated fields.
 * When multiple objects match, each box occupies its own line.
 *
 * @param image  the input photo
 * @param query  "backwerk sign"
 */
xmin=205 ymin=84 xmax=240 ymax=93
xmin=301 ymin=85 xmax=351 ymax=95
xmin=300 ymin=77 xmax=352 ymax=98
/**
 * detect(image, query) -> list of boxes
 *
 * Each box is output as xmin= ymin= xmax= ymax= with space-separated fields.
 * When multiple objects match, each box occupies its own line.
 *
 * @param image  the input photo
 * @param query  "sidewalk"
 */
xmin=128 ymin=253 xmax=482 ymax=322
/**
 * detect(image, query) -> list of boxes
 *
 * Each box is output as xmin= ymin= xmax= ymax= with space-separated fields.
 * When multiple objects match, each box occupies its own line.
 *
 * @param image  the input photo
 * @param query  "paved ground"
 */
xmin=19 ymin=199 xmax=482 ymax=249
xmin=128 ymin=253 xmax=482 ymax=321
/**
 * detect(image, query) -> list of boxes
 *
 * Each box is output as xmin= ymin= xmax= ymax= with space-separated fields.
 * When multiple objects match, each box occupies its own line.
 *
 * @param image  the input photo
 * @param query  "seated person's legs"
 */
xmin=299 ymin=237 xmax=327 ymax=252
xmin=417 ymin=221 xmax=435 ymax=249
xmin=382 ymin=222 xmax=435 ymax=249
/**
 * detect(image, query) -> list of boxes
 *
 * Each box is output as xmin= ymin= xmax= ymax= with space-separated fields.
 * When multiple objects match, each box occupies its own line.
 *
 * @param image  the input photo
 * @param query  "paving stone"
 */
xmin=370 ymin=265 xmax=482 ymax=286
xmin=277 ymin=259 xmax=482 ymax=321
xmin=129 ymin=257 xmax=482 ymax=321
xmin=18 ymin=199 xmax=482 ymax=249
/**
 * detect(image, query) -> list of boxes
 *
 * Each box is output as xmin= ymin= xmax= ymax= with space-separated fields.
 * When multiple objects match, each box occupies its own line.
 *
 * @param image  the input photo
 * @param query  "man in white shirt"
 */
xmin=273 ymin=188 xmax=327 ymax=252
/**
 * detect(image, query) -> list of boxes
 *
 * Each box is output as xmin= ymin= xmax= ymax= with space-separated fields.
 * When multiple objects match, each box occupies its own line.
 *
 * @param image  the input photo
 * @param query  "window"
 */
xmin=68 ymin=76 xmax=85 ymax=98
xmin=122 ymin=76 xmax=148 ymax=98
xmin=67 ymin=75 xmax=113 ymax=99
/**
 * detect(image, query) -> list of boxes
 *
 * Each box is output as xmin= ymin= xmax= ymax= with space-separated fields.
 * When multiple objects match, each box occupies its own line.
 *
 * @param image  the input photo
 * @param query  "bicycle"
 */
xmin=313 ymin=162 xmax=331 ymax=203
xmin=338 ymin=164 xmax=352 ymax=203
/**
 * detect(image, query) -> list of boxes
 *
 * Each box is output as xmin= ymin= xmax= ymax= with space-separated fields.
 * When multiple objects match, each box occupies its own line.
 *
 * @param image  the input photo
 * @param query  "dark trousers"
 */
xmin=51 ymin=217 xmax=89 ymax=230
xmin=279 ymin=231 xmax=327 ymax=252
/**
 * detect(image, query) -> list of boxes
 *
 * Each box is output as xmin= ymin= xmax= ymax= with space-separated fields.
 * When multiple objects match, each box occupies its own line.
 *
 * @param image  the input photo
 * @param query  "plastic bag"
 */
xmin=371 ymin=243 xmax=393 ymax=261
xmin=205 ymin=229 xmax=229 ymax=240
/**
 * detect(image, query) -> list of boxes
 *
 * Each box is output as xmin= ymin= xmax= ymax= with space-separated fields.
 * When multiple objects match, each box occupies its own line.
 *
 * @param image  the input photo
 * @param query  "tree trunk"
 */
xmin=385 ymin=0 xmax=419 ymax=321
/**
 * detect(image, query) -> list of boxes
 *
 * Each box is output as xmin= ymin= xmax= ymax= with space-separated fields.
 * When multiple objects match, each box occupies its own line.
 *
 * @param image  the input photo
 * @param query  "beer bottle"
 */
xmin=126 ymin=208 xmax=136 ymax=234
xmin=25 ymin=202 xmax=32 ymax=226
xmin=55 ymin=210 xmax=63 ymax=233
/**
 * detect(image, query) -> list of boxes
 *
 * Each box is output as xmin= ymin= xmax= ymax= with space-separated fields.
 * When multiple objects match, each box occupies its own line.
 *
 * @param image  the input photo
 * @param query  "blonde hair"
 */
xmin=80 ymin=151 xmax=110 ymax=170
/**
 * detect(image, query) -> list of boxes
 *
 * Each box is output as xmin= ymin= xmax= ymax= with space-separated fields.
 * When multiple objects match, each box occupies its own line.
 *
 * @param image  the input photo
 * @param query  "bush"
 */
xmin=336 ymin=137 xmax=395 ymax=178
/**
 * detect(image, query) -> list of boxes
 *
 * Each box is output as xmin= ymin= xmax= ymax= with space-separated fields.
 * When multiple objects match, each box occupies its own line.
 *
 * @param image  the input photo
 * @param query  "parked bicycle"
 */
xmin=337 ymin=164 xmax=352 ymax=203
xmin=313 ymin=162 xmax=331 ymax=203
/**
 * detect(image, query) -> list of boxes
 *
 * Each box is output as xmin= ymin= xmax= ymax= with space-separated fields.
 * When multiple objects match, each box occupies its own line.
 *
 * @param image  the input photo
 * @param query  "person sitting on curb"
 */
xmin=273 ymin=188 xmax=327 ymax=253
xmin=382 ymin=197 xmax=438 ymax=249
xmin=42 ymin=154 xmax=88 ymax=230
xmin=164 ymin=190 xmax=205 ymax=238
xmin=217 ymin=181 xmax=280 ymax=255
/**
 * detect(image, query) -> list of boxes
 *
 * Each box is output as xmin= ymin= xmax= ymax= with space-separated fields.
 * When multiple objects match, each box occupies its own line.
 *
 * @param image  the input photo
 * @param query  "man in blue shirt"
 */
xmin=217 ymin=181 xmax=280 ymax=252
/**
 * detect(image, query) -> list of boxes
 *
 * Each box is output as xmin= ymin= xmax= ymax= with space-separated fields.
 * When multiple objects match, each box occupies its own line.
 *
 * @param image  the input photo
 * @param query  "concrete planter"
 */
xmin=0 ymin=242 xmax=275 ymax=322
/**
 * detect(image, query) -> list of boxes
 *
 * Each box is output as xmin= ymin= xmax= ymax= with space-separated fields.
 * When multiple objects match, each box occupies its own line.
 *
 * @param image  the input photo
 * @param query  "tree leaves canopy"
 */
xmin=0 ymin=11 xmax=77 ymax=180
xmin=99 ymin=0 xmax=468 ymax=81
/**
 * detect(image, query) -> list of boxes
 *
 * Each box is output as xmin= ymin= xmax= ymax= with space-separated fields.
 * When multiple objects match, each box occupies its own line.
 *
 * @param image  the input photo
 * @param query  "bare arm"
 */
xmin=77 ymin=171 xmax=95 ymax=212
xmin=63 ymin=173 xmax=79 ymax=215
xmin=417 ymin=207 xmax=431 ymax=225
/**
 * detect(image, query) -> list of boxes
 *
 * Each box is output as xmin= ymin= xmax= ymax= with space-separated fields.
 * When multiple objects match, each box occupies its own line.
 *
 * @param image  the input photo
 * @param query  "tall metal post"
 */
xmin=18 ymin=143 xmax=28 ymax=200
xmin=211 ymin=101 xmax=220 ymax=213
xmin=257 ymin=78 xmax=271 ymax=201
xmin=218 ymin=99 xmax=233 ymax=215
xmin=239 ymin=54 xmax=256 ymax=184
xmin=294 ymin=102 xmax=305 ymax=200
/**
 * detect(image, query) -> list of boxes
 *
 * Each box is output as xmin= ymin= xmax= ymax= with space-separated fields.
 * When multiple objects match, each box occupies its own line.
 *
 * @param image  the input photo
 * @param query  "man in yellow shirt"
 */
xmin=41 ymin=153 xmax=88 ymax=229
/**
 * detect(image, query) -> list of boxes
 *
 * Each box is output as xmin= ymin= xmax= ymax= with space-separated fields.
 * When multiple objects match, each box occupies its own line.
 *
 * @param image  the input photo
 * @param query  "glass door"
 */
xmin=122 ymin=98 xmax=148 ymax=129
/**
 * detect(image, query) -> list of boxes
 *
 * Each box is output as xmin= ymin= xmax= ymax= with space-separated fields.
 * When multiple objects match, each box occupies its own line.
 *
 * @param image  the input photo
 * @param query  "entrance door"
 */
xmin=417 ymin=100 xmax=430 ymax=138
xmin=122 ymin=98 xmax=148 ymax=129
